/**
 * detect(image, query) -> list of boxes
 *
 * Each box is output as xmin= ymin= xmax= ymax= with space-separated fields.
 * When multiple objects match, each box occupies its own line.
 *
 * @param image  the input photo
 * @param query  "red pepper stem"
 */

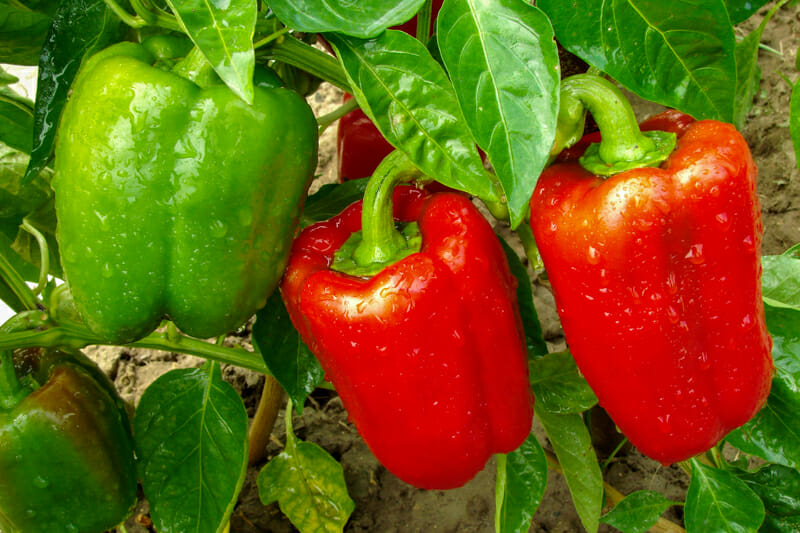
xmin=560 ymin=74 xmax=676 ymax=176
xmin=353 ymin=151 xmax=425 ymax=268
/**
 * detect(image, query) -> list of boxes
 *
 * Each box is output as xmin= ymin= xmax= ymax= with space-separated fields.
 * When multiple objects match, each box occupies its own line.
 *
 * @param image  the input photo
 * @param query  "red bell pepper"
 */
xmin=530 ymin=75 xmax=773 ymax=465
xmin=281 ymin=153 xmax=532 ymax=489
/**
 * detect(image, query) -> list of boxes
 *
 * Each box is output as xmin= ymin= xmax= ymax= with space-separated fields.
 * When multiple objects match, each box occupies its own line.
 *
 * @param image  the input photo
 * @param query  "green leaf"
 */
xmin=685 ymin=460 xmax=765 ymax=533
xmin=0 ymin=0 xmax=53 ymax=65
xmin=253 ymin=291 xmax=325 ymax=414
xmin=499 ymin=237 xmax=548 ymax=358
xmin=266 ymin=0 xmax=426 ymax=38
xmin=536 ymin=407 xmax=603 ymax=533
xmin=726 ymin=0 xmax=771 ymax=24
xmin=737 ymin=463 xmax=800 ymax=532
xmin=495 ymin=435 xmax=548 ymax=533
xmin=530 ymin=351 xmax=598 ymax=414
xmin=258 ymin=403 xmax=354 ymax=533
xmin=0 ymin=86 xmax=34 ymax=154
xmin=791 ymin=76 xmax=800 ymax=174
xmin=600 ymin=490 xmax=679 ymax=533
xmin=165 ymin=0 xmax=257 ymax=104
xmin=134 ymin=363 xmax=249 ymax=533
xmin=0 ymin=144 xmax=52 ymax=219
xmin=301 ymin=178 xmax=369 ymax=229
xmin=437 ymin=0 xmax=559 ymax=227
xmin=762 ymin=254 xmax=800 ymax=311
xmin=327 ymin=31 xmax=499 ymax=203
xmin=727 ymin=305 xmax=800 ymax=468
xmin=539 ymin=0 xmax=737 ymax=123
xmin=733 ymin=0 xmax=785 ymax=129
xmin=23 ymin=0 xmax=123 ymax=184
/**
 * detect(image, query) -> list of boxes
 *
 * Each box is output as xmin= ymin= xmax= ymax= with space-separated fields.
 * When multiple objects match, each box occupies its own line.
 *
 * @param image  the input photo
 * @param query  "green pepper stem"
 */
xmin=260 ymin=34 xmax=351 ymax=92
xmin=0 ymin=311 xmax=48 ymax=409
xmin=559 ymin=74 xmax=676 ymax=176
xmin=102 ymin=0 xmax=147 ymax=29
xmin=354 ymin=151 xmax=424 ymax=268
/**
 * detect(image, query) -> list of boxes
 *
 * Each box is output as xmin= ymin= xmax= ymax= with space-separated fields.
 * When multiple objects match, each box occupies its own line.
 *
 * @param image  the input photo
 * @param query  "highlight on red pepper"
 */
xmin=530 ymin=74 xmax=774 ymax=465
xmin=281 ymin=151 xmax=533 ymax=490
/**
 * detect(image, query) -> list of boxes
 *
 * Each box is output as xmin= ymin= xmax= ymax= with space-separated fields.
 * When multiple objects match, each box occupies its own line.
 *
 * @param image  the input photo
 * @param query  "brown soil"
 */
xmin=101 ymin=5 xmax=799 ymax=533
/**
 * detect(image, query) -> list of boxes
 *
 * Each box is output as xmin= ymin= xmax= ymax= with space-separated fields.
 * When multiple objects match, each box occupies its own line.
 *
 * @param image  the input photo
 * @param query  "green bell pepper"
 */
xmin=0 ymin=345 xmax=137 ymax=533
xmin=53 ymin=41 xmax=319 ymax=344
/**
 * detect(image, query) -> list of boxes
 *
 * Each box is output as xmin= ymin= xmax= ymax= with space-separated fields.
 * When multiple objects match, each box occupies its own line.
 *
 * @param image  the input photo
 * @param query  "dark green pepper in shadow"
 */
xmin=0 ymin=345 xmax=137 ymax=532
xmin=52 ymin=41 xmax=319 ymax=344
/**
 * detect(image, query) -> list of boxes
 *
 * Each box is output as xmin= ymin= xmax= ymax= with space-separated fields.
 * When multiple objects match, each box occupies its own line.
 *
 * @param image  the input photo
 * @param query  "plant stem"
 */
xmin=103 ymin=0 xmax=146 ymax=28
xmin=20 ymin=218 xmax=48 ymax=297
xmin=317 ymin=97 xmax=359 ymax=135
xmin=248 ymin=375 xmax=284 ymax=465
xmin=416 ymin=0 xmax=433 ymax=44
xmin=262 ymin=35 xmax=351 ymax=92
xmin=515 ymin=223 xmax=543 ymax=272
xmin=543 ymin=448 xmax=686 ymax=533
xmin=0 ymin=318 xmax=271 ymax=374
xmin=0 ymin=251 xmax=38 ymax=312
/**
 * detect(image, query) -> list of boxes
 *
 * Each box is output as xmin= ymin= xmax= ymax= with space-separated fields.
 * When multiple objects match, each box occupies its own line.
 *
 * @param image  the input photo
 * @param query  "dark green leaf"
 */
xmin=536 ymin=407 xmax=603 ymax=533
xmin=253 ymin=291 xmax=325 ymax=414
xmin=600 ymin=490 xmax=679 ymax=533
xmin=685 ymin=460 xmax=765 ymax=533
xmin=134 ymin=363 xmax=249 ymax=533
xmin=539 ymin=0 xmax=737 ymax=122
xmin=495 ymin=434 xmax=548 ymax=533
xmin=301 ymin=178 xmax=369 ymax=228
xmin=266 ymin=0 xmax=426 ymax=38
xmin=726 ymin=0 xmax=771 ymax=24
xmin=737 ymin=463 xmax=800 ymax=532
xmin=499 ymin=237 xmax=548 ymax=358
xmin=327 ymin=31 xmax=499 ymax=203
xmin=24 ymin=0 xmax=123 ymax=184
xmin=727 ymin=305 xmax=800 ymax=468
xmin=165 ymin=0 xmax=257 ymax=103
xmin=0 ymin=0 xmax=52 ymax=65
xmin=791 ymin=76 xmax=800 ymax=173
xmin=762 ymin=254 xmax=800 ymax=310
xmin=437 ymin=0 xmax=559 ymax=227
xmin=258 ymin=407 xmax=354 ymax=533
xmin=530 ymin=351 xmax=598 ymax=414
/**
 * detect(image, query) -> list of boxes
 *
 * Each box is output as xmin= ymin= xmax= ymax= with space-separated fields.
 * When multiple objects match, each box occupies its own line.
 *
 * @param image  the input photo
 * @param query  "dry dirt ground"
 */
xmin=82 ymin=5 xmax=800 ymax=532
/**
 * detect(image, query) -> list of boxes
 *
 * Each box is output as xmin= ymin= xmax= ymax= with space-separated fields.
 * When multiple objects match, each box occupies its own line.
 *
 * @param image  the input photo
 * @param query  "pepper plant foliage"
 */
xmin=0 ymin=0 xmax=799 ymax=532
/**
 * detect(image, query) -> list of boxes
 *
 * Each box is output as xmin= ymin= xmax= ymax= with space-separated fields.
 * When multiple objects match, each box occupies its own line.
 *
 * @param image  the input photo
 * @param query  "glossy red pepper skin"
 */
xmin=282 ymin=187 xmax=533 ymax=489
xmin=530 ymin=111 xmax=773 ymax=465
